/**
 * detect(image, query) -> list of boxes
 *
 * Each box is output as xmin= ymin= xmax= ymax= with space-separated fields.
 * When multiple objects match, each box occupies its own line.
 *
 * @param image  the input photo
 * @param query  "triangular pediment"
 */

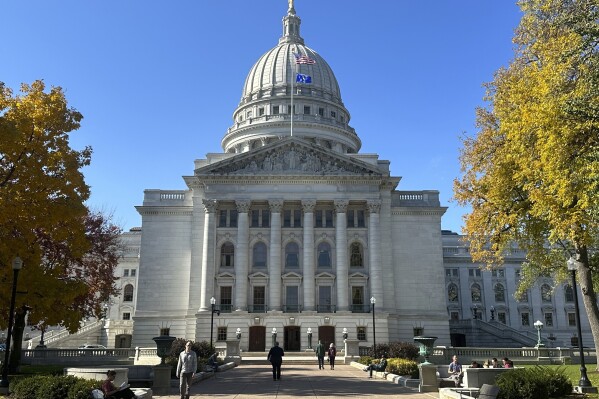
xmin=195 ymin=137 xmax=382 ymax=177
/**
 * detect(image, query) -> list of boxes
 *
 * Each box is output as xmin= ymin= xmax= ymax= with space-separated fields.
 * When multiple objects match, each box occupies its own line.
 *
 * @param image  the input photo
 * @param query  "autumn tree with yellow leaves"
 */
xmin=0 ymin=81 xmax=121 ymax=371
xmin=455 ymin=0 xmax=599 ymax=359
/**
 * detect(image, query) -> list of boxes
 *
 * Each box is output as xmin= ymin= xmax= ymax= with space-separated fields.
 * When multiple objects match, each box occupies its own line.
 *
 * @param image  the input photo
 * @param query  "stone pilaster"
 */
xmin=235 ymin=200 xmax=251 ymax=311
xmin=199 ymin=199 xmax=218 ymax=311
xmin=302 ymin=199 xmax=316 ymax=311
xmin=368 ymin=200 xmax=383 ymax=308
xmin=269 ymin=199 xmax=283 ymax=311
xmin=335 ymin=200 xmax=349 ymax=311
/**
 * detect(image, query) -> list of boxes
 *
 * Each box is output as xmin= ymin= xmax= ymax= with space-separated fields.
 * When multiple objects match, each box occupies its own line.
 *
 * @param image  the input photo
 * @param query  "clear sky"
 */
xmin=2 ymin=1 xmax=522 ymax=233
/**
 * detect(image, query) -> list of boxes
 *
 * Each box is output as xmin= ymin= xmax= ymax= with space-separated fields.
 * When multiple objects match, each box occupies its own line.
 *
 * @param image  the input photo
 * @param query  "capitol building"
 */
xmin=99 ymin=2 xmax=592 ymax=352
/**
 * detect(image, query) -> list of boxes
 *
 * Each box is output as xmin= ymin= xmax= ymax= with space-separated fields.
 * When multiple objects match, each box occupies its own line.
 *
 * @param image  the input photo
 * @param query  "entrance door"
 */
xmin=249 ymin=326 xmax=266 ymax=351
xmin=284 ymin=326 xmax=301 ymax=351
xmin=318 ymin=326 xmax=335 ymax=348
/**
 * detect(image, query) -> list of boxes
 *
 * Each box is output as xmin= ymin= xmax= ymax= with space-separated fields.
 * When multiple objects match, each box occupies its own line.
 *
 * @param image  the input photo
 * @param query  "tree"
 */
xmin=0 ymin=81 xmax=121 ymax=371
xmin=454 ymin=0 xmax=599 ymax=361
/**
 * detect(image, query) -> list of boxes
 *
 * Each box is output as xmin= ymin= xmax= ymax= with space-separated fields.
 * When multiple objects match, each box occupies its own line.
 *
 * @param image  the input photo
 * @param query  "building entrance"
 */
xmin=284 ymin=326 xmax=301 ymax=351
xmin=249 ymin=326 xmax=266 ymax=351
xmin=318 ymin=326 xmax=335 ymax=348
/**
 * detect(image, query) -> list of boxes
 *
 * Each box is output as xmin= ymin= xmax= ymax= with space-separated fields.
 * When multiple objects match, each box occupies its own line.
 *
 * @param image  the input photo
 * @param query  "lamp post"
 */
xmin=307 ymin=327 xmax=312 ymax=349
xmin=490 ymin=306 xmax=496 ymax=321
xmin=210 ymin=297 xmax=220 ymax=353
xmin=236 ymin=328 xmax=242 ymax=340
xmin=471 ymin=304 xmax=479 ymax=319
xmin=0 ymin=257 xmax=23 ymax=389
xmin=272 ymin=328 xmax=277 ymax=348
xmin=567 ymin=257 xmax=593 ymax=388
xmin=534 ymin=320 xmax=545 ymax=348
xmin=370 ymin=296 xmax=376 ymax=358
xmin=342 ymin=327 xmax=348 ymax=341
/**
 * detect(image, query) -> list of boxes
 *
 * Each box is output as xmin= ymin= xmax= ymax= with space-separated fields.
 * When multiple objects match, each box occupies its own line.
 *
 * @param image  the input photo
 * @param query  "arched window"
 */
xmin=564 ymin=285 xmax=574 ymax=302
xmin=253 ymin=242 xmax=267 ymax=268
xmin=123 ymin=284 xmax=134 ymax=302
xmin=541 ymin=284 xmax=552 ymax=302
xmin=285 ymin=242 xmax=299 ymax=268
xmin=317 ymin=242 xmax=331 ymax=267
xmin=349 ymin=242 xmax=363 ymax=267
xmin=471 ymin=284 xmax=481 ymax=302
xmin=220 ymin=242 xmax=234 ymax=267
xmin=448 ymin=283 xmax=459 ymax=302
xmin=494 ymin=283 xmax=506 ymax=302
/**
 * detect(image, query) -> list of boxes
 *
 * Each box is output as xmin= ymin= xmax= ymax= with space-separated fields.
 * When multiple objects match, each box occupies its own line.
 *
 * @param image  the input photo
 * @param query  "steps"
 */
xmin=241 ymin=350 xmax=332 ymax=365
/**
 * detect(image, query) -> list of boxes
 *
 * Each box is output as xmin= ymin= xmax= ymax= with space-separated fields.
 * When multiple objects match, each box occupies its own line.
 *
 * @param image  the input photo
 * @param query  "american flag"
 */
xmin=294 ymin=53 xmax=316 ymax=65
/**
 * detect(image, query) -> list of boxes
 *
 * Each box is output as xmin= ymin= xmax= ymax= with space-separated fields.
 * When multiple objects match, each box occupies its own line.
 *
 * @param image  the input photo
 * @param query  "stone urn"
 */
xmin=153 ymin=333 xmax=176 ymax=365
xmin=413 ymin=336 xmax=437 ymax=364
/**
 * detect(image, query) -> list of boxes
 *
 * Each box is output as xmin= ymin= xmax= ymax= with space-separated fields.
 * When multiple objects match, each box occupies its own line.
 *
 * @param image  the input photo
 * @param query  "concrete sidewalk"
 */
xmin=156 ymin=364 xmax=440 ymax=398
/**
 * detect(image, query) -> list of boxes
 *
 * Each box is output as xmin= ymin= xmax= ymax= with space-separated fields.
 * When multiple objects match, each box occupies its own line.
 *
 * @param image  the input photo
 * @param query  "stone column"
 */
xmin=235 ymin=200 xmax=251 ymax=311
xmin=269 ymin=200 xmax=283 ymax=311
xmin=302 ymin=199 xmax=316 ymax=311
xmin=335 ymin=200 xmax=349 ymax=311
xmin=368 ymin=200 xmax=383 ymax=308
xmin=199 ymin=199 xmax=218 ymax=312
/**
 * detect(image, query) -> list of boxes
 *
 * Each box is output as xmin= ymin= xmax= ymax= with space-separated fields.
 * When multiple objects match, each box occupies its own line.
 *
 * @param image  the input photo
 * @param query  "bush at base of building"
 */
xmin=367 ymin=342 xmax=419 ymax=361
xmin=10 ymin=374 xmax=99 ymax=399
xmin=387 ymin=358 xmax=419 ymax=378
xmin=495 ymin=366 xmax=572 ymax=399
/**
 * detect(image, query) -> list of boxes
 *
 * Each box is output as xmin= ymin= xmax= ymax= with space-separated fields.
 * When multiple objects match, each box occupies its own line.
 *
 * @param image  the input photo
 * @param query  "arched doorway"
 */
xmin=318 ymin=326 xmax=335 ymax=348
xmin=249 ymin=326 xmax=266 ymax=351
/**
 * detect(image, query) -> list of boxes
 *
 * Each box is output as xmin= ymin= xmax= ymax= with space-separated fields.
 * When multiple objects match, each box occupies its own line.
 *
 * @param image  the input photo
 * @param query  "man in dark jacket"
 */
xmin=363 ymin=355 xmax=388 ymax=378
xmin=267 ymin=341 xmax=285 ymax=381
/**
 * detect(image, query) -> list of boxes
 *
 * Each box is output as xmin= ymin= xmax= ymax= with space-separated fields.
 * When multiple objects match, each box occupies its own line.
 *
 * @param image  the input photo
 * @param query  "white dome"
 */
xmin=222 ymin=4 xmax=360 ymax=155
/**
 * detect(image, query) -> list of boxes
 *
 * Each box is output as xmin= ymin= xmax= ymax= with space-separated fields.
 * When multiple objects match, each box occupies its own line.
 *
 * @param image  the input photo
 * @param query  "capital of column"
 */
xmin=367 ymin=199 xmax=381 ymax=214
xmin=236 ymin=199 xmax=252 ymax=213
xmin=202 ymin=199 xmax=218 ymax=213
xmin=269 ymin=199 xmax=284 ymax=213
xmin=334 ymin=199 xmax=349 ymax=213
xmin=301 ymin=199 xmax=316 ymax=213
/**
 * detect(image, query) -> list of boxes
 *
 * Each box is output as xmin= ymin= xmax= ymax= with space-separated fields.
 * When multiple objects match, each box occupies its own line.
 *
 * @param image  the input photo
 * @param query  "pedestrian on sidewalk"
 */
xmin=176 ymin=341 xmax=197 ymax=399
xmin=315 ymin=340 xmax=325 ymax=369
xmin=267 ymin=341 xmax=285 ymax=381
xmin=328 ymin=343 xmax=337 ymax=370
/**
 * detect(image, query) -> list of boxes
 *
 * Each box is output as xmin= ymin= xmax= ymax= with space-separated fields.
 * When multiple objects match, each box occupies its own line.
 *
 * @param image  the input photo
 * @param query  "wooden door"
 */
xmin=318 ymin=326 xmax=336 ymax=348
xmin=249 ymin=326 xmax=266 ymax=351
xmin=284 ymin=326 xmax=301 ymax=351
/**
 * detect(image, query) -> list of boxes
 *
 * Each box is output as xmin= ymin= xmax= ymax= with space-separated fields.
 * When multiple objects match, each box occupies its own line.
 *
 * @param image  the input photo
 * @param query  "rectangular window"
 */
xmin=318 ymin=286 xmax=332 ymax=312
xmin=131 ymin=269 xmax=136 ymax=277
xmin=217 ymin=327 xmax=227 ymax=341
xmin=220 ymin=286 xmax=232 ymax=313
xmin=521 ymin=312 xmax=530 ymax=326
xmin=491 ymin=269 xmax=505 ymax=277
xmin=469 ymin=269 xmax=481 ymax=277
xmin=287 ymin=105 xmax=295 ymax=114
xmin=293 ymin=210 xmax=302 ymax=227
xmin=450 ymin=312 xmax=459 ymax=320
xmin=253 ymin=286 xmax=265 ymax=312
xmin=325 ymin=210 xmax=333 ymax=227
xmin=246 ymin=111 xmax=252 ymax=119
xmin=261 ymin=209 xmax=270 ymax=227
xmin=219 ymin=210 xmax=227 ymax=227
xmin=285 ymin=286 xmax=299 ymax=312
xmin=347 ymin=211 xmax=355 ymax=227
xmin=273 ymin=105 xmax=280 ymax=115
xmin=446 ymin=268 xmax=459 ymax=277
xmin=259 ymin=107 xmax=265 ymax=116
xmin=303 ymin=106 xmax=310 ymax=115
xmin=351 ymin=286 xmax=364 ymax=312
xmin=251 ymin=209 xmax=269 ymax=227
xmin=230 ymin=210 xmax=238 ymax=227
xmin=123 ymin=313 xmax=131 ymax=320
xmin=544 ymin=312 xmax=554 ymax=327
xmin=318 ymin=107 xmax=324 ymax=116
xmin=315 ymin=210 xmax=323 ymax=227
xmin=357 ymin=327 xmax=366 ymax=341
xmin=251 ymin=210 xmax=260 ymax=227
xmin=568 ymin=312 xmax=577 ymax=327
xmin=356 ymin=210 xmax=365 ymax=227
xmin=498 ymin=312 xmax=507 ymax=324
xmin=330 ymin=110 xmax=336 ymax=118
xmin=283 ymin=210 xmax=291 ymax=227
xmin=123 ymin=269 xmax=129 ymax=277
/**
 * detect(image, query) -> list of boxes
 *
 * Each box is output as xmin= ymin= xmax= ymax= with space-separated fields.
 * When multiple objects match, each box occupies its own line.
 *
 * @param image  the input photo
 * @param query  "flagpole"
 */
xmin=290 ymin=54 xmax=294 ymax=137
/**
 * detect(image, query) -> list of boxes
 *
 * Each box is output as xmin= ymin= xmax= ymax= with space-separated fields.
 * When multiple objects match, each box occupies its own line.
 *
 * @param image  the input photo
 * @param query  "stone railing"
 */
xmin=21 ymin=347 xmax=135 ymax=365
xmin=39 ymin=320 xmax=104 ymax=346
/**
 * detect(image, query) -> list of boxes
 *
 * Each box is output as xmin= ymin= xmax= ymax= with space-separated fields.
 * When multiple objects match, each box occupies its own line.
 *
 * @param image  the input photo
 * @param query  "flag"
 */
xmin=294 ymin=53 xmax=316 ymax=65
xmin=296 ymin=73 xmax=312 ymax=84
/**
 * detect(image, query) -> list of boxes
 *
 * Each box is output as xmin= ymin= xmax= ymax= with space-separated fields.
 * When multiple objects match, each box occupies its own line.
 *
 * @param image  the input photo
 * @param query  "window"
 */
xmin=218 ymin=209 xmax=237 ymax=227
xmin=347 ymin=209 xmax=365 ymax=227
xmin=287 ymin=105 xmax=295 ymax=114
xmin=352 ymin=286 xmax=364 ymax=312
xmin=517 ymin=289 xmax=529 ymax=302
xmin=446 ymin=268 xmax=458 ymax=277
xmin=283 ymin=210 xmax=292 ymax=227
xmin=246 ymin=111 xmax=252 ymax=119
xmin=544 ymin=312 xmax=553 ymax=327
xmin=318 ymin=107 xmax=324 ymax=116
xmin=568 ymin=312 xmax=577 ymax=327
xmin=273 ymin=105 xmax=280 ymax=115
xmin=468 ymin=268 xmax=481 ymax=277
xmin=315 ymin=210 xmax=333 ymax=227
xmin=123 ymin=284 xmax=134 ymax=302
xmin=217 ymin=327 xmax=227 ymax=341
xmin=317 ymin=242 xmax=332 ymax=267
xmin=349 ymin=243 xmax=363 ymax=267
xmin=220 ymin=286 xmax=232 ymax=312
xmin=131 ymin=269 xmax=136 ymax=277
xmin=253 ymin=242 xmax=267 ymax=268
xmin=303 ymin=105 xmax=310 ymax=115
xmin=565 ymin=285 xmax=574 ymax=302
xmin=494 ymin=283 xmax=506 ymax=302
xmin=285 ymin=242 xmax=299 ymax=268
xmin=357 ymin=327 xmax=366 ymax=341
xmin=491 ymin=269 xmax=505 ymax=278
xmin=498 ymin=312 xmax=507 ymax=324
xmin=219 ymin=210 xmax=227 ymax=227
xmin=521 ymin=312 xmax=530 ymax=326
xmin=253 ymin=286 xmax=265 ymax=312
xmin=330 ymin=110 xmax=336 ymax=118
xmin=221 ymin=243 xmax=235 ymax=267
xmin=471 ymin=284 xmax=481 ymax=302
xmin=340 ymin=116 xmax=345 ymax=123
xmin=230 ymin=210 xmax=238 ymax=227
xmin=447 ymin=284 xmax=459 ymax=302
xmin=318 ymin=285 xmax=332 ymax=312
xmin=294 ymin=210 xmax=301 ymax=227
xmin=123 ymin=313 xmax=131 ymax=320
xmin=251 ymin=209 xmax=269 ymax=227
xmin=123 ymin=269 xmax=129 ymax=277
xmin=541 ymin=284 xmax=552 ymax=302
xmin=259 ymin=107 xmax=265 ymax=116
xmin=285 ymin=286 xmax=299 ymax=312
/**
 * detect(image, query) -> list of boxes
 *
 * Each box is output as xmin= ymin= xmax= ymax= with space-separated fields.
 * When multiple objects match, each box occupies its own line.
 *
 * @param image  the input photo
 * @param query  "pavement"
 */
xmin=157 ymin=363 xmax=441 ymax=398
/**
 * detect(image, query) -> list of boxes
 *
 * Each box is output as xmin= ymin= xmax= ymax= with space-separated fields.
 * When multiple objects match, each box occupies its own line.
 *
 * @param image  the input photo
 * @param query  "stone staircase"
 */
xmin=241 ymin=350 xmax=330 ymax=365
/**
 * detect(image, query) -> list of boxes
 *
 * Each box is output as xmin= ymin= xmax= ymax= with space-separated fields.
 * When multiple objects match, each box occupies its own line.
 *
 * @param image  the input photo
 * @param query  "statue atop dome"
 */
xmin=288 ymin=0 xmax=295 ymax=13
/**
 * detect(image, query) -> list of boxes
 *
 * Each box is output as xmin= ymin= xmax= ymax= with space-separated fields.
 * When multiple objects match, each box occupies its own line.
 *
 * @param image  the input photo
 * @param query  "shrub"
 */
xmin=10 ymin=375 xmax=49 ymax=399
xmin=496 ymin=366 xmax=572 ymax=399
xmin=9 ymin=375 xmax=99 ymax=399
xmin=358 ymin=356 xmax=374 ymax=365
xmin=364 ymin=342 xmax=419 ymax=361
xmin=66 ymin=379 xmax=101 ymax=399
xmin=167 ymin=338 xmax=214 ymax=376
xmin=387 ymin=358 xmax=419 ymax=378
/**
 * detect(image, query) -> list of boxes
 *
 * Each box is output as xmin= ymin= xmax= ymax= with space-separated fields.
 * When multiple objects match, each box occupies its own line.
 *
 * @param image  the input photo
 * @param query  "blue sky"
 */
xmin=2 ymin=1 xmax=522 ymax=233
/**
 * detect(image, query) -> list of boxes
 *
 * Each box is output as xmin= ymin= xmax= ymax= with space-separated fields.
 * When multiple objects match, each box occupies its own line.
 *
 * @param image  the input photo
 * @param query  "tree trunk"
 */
xmin=576 ymin=246 xmax=599 ymax=371
xmin=8 ymin=306 xmax=27 ymax=373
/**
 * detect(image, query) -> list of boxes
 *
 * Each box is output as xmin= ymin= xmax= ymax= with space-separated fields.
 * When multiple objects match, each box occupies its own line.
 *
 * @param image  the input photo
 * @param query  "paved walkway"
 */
xmin=157 ymin=364 xmax=440 ymax=398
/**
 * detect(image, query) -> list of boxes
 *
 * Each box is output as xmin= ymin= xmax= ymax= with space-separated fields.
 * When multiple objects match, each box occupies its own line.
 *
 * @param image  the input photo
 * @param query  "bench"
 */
xmin=439 ymin=383 xmax=500 ymax=399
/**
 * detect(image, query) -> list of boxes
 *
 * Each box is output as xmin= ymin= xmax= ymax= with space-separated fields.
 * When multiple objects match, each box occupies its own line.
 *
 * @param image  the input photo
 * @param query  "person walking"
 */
xmin=267 ymin=341 xmax=285 ymax=381
xmin=315 ymin=340 xmax=325 ymax=369
xmin=176 ymin=341 xmax=198 ymax=399
xmin=328 ymin=343 xmax=337 ymax=370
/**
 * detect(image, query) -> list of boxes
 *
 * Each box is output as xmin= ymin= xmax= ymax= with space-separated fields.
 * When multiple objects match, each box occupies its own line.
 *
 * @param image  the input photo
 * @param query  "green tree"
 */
xmin=454 ymin=0 xmax=599 ymax=361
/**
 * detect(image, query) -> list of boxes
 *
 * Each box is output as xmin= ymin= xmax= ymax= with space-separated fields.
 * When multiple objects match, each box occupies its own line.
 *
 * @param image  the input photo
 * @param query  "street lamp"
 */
xmin=210 ymin=297 xmax=220 ymax=353
xmin=236 ymin=328 xmax=242 ymax=340
xmin=307 ymin=327 xmax=312 ymax=349
xmin=567 ymin=257 xmax=593 ymax=389
xmin=370 ymin=296 xmax=376 ymax=358
xmin=0 ymin=257 xmax=23 ymax=388
xmin=471 ymin=304 xmax=479 ymax=319
xmin=271 ymin=328 xmax=277 ymax=348
xmin=342 ymin=327 xmax=348 ymax=341
xmin=490 ymin=306 xmax=496 ymax=321
xmin=534 ymin=320 xmax=545 ymax=348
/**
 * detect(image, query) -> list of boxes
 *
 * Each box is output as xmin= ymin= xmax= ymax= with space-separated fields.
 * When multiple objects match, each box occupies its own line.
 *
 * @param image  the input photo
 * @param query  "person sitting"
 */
xmin=502 ymin=357 xmax=514 ymax=368
xmin=207 ymin=353 xmax=219 ymax=372
xmin=448 ymin=355 xmax=463 ymax=387
xmin=491 ymin=357 xmax=500 ymax=368
xmin=363 ymin=355 xmax=387 ymax=378
xmin=102 ymin=370 xmax=137 ymax=399
xmin=470 ymin=360 xmax=481 ymax=368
